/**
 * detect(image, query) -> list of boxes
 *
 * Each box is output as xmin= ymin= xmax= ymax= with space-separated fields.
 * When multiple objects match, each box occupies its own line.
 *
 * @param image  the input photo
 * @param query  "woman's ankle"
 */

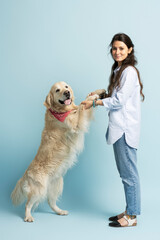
xmin=126 ymin=214 xmax=136 ymax=219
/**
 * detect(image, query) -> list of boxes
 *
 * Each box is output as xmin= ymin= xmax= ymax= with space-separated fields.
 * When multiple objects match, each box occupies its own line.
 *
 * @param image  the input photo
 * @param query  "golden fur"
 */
xmin=11 ymin=81 xmax=105 ymax=222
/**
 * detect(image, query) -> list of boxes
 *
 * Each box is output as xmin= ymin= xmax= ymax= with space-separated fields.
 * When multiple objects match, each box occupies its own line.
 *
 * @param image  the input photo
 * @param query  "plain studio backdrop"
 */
xmin=0 ymin=0 xmax=159 ymax=239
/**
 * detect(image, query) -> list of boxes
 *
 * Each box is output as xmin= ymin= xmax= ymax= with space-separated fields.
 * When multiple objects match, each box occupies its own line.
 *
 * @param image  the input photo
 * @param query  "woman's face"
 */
xmin=112 ymin=41 xmax=132 ymax=66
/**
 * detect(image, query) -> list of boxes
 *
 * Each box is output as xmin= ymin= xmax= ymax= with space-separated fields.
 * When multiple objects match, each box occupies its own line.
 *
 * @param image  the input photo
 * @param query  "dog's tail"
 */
xmin=11 ymin=178 xmax=26 ymax=206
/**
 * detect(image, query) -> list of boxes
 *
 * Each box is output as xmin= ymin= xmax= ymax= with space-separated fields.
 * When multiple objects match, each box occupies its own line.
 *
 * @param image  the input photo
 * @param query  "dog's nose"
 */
xmin=63 ymin=90 xmax=70 ymax=98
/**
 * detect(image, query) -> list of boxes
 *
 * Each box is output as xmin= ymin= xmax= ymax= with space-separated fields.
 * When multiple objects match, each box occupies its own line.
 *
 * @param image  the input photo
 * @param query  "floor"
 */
xmin=1 ymin=190 xmax=159 ymax=240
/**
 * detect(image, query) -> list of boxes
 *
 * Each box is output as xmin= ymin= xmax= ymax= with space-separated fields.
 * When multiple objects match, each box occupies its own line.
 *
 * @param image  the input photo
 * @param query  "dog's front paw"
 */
xmin=94 ymin=89 xmax=107 ymax=99
xmin=24 ymin=216 xmax=34 ymax=222
xmin=57 ymin=210 xmax=69 ymax=216
xmin=87 ymin=94 xmax=99 ymax=101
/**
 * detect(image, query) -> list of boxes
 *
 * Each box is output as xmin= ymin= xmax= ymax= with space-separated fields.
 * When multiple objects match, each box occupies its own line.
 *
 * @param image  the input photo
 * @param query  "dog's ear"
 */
xmin=43 ymin=92 xmax=53 ymax=109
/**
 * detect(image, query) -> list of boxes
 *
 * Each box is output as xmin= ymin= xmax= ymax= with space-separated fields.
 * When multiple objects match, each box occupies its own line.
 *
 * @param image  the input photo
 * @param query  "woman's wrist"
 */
xmin=92 ymin=99 xmax=104 ymax=108
xmin=95 ymin=100 xmax=103 ymax=106
xmin=93 ymin=100 xmax=96 ymax=108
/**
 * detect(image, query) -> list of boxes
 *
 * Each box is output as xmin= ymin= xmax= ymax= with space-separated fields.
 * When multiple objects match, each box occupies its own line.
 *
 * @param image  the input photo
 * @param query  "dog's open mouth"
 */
xmin=59 ymin=99 xmax=72 ymax=105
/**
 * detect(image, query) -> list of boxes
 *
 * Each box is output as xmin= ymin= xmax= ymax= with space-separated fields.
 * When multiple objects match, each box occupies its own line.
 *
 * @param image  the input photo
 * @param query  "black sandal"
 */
xmin=109 ymin=215 xmax=137 ymax=227
xmin=108 ymin=211 xmax=125 ymax=221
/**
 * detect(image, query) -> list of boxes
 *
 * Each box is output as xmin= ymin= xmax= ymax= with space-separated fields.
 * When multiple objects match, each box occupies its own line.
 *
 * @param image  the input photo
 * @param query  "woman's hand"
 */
xmin=81 ymin=100 xmax=93 ymax=109
xmin=88 ymin=92 xmax=96 ymax=97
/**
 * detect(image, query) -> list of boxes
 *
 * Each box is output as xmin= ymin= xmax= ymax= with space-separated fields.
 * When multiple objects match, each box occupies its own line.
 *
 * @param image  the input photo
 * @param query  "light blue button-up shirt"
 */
xmin=102 ymin=66 xmax=141 ymax=149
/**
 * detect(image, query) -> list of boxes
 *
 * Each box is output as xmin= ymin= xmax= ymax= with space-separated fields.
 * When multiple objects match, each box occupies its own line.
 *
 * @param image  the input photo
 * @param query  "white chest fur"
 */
xmin=53 ymin=131 xmax=84 ymax=179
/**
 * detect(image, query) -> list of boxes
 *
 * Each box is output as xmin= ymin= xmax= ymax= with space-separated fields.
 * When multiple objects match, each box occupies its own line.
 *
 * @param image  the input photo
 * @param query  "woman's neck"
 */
xmin=118 ymin=62 xmax=122 ymax=67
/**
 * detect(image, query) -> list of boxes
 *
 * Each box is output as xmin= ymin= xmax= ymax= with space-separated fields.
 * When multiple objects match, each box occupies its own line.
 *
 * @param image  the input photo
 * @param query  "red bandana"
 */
xmin=49 ymin=109 xmax=72 ymax=122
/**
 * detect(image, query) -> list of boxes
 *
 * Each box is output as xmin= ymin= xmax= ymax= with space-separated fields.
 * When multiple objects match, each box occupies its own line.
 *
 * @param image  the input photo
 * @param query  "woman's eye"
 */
xmin=56 ymin=89 xmax=60 ymax=92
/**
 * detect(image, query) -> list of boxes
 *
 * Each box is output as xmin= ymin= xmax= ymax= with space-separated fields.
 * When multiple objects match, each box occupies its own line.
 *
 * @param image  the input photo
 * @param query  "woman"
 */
xmin=81 ymin=33 xmax=144 ymax=227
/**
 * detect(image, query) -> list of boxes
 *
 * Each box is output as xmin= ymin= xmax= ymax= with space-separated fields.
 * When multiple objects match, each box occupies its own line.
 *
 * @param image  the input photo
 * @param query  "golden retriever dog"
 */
xmin=11 ymin=81 xmax=106 ymax=222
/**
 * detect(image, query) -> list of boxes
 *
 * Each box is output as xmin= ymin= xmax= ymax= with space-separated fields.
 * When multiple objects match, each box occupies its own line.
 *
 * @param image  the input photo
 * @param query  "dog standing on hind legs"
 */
xmin=11 ymin=81 xmax=106 ymax=222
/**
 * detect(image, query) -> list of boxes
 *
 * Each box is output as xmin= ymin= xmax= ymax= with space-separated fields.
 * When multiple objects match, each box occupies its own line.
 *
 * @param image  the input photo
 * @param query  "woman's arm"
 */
xmin=81 ymin=99 xmax=103 ymax=109
xmin=102 ymin=67 xmax=138 ymax=111
xmin=81 ymin=67 xmax=138 ymax=110
xmin=96 ymin=100 xmax=104 ymax=106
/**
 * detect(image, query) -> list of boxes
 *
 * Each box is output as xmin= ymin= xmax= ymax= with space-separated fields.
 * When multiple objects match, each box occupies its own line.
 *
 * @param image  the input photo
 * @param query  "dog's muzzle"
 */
xmin=63 ymin=90 xmax=70 ymax=98
xmin=59 ymin=90 xmax=72 ymax=105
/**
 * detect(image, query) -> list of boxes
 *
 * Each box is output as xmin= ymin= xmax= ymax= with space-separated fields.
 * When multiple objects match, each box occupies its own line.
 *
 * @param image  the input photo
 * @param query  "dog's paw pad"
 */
xmin=24 ymin=216 xmax=34 ymax=222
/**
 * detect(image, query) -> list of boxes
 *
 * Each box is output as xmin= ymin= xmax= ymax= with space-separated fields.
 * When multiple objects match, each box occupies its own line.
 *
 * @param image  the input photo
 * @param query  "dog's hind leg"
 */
xmin=24 ymin=195 xmax=40 ymax=222
xmin=47 ymin=177 xmax=68 ymax=216
xmin=32 ymin=200 xmax=39 ymax=212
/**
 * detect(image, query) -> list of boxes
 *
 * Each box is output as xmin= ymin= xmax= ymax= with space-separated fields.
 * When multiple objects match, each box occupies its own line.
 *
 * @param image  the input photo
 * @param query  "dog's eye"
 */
xmin=56 ymin=89 xmax=60 ymax=93
xmin=65 ymin=86 xmax=68 ymax=88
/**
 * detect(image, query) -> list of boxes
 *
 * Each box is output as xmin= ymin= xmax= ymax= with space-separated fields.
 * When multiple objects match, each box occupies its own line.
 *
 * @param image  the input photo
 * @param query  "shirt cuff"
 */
xmin=102 ymin=98 xmax=110 ymax=110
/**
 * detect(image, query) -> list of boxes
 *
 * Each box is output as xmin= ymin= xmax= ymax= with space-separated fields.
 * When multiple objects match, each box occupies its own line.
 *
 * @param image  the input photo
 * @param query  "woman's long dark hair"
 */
xmin=107 ymin=33 xmax=145 ymax=101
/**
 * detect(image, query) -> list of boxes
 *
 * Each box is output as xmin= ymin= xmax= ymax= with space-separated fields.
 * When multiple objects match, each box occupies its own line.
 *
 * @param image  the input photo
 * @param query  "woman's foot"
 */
xmin=108 ymin=211 xmax=126 ymax=221
xmin=109 ymin=214 xmax=137 ymax=227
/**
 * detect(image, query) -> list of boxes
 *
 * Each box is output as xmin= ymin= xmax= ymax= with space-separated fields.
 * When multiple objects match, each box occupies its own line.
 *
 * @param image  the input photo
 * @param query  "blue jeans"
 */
xmin=113 ymin=134 xmax=141 ymax=215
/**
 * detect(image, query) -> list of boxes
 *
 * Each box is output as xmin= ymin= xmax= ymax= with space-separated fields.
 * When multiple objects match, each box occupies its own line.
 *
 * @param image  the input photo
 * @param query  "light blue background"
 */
xmin=0 ymin=0 xmax=160 ymax=239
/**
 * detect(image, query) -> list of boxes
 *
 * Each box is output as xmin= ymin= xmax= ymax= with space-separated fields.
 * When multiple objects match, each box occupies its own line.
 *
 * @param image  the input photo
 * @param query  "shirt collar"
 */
xmin=114 ymin=66 xmax=121 ymax=74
